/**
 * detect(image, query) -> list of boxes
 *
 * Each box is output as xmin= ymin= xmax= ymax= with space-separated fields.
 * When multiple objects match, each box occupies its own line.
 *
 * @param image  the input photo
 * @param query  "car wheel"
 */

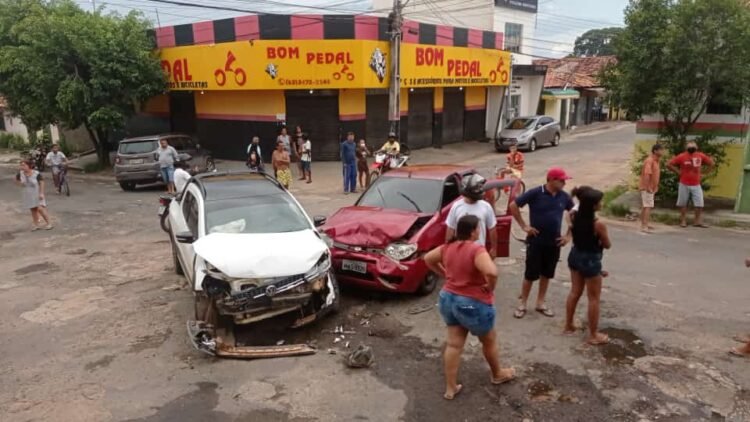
xmin=119 ymin=181 xmax=136 ymax=191
xmin=552 ymin=133 xmax=560 ymax=147
xmin=205 ymin=157 xmax=216 ymax=172
xmin=171 ymin=237 xmax=184 ymax=275
xmin=416 ymin=272 xmax=439 ymax=296
xmin=528 ymin=138 xmax=537 ymax=152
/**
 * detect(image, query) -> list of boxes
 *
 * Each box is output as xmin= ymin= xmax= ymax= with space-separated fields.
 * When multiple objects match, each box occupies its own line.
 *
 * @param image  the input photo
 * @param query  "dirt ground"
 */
xmin=1 ymin=124 xmax=749 ymax=421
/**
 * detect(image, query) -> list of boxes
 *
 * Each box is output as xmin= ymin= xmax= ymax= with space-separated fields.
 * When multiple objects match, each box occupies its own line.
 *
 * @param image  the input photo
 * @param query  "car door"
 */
xmin=170 ymin=188 xmax=198 ymax=284
xmin=417 ymin=174 xmax=462 ymax=250
xmin=540 ymin=117 xmax=554 ymax=143
xmin=483 ymin=178 xmax=519 ymax=258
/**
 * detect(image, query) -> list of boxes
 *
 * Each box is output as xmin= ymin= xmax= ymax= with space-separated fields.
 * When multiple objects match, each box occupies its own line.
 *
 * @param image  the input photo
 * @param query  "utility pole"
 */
xmin=387 ymin=0 xmax=403 ymax=139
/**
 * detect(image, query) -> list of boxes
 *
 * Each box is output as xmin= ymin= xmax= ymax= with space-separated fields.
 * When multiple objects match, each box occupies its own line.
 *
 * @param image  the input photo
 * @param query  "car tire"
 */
xmin=171 ymin=237 xmax=184 ymax=275
xmin=119 ymin=181 xmax=136 ymax=191
xmin=528 ymin=138 xmax=537 ymax=152
xmin=416 ymin=272 xmax=439 ymax=296
xmin=551 ymin=133 xmax=560 ymax=146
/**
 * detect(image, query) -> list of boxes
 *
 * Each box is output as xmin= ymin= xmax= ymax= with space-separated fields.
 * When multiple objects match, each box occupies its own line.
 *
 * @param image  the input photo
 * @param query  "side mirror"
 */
xmin=176 ymin=231 xmax=195 ymax=244
xmin=313 ymin=215 xmax=327 ymax=227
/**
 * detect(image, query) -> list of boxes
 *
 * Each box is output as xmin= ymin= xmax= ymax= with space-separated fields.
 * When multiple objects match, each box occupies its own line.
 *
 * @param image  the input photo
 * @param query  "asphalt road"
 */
xmin=1 ymin=123 xmax=749 ymax=421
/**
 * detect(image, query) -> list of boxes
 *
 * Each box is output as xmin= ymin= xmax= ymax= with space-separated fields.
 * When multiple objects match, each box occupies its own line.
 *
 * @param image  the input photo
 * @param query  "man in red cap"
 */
xmin=509 ymin=167 xmax=575 ymax=319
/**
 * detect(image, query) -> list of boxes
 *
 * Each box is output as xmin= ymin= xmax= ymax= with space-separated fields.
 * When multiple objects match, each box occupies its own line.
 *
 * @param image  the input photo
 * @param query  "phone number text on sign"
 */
xmin=401 ymin=44 xmax=511 ymax=88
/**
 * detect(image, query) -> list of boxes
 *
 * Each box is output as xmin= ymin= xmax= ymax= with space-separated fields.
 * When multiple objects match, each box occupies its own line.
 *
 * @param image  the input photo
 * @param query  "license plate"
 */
xmin=158 ymin=205 xmax=165 ymax=216
xmin=342 ymin=259 xmax=367 ymax=274
xmin=130 ymin=159 xmax=144 ymax=164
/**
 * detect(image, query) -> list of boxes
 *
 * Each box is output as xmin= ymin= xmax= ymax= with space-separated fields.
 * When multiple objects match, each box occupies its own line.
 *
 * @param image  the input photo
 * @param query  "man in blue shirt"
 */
xmin=509 ymin=167 xmax=574 ymax=319
xmin=341 ymin=132 xmax=357 ymax=194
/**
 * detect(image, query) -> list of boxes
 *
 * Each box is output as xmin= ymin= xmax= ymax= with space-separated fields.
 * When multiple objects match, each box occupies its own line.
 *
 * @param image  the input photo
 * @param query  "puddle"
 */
xmin=14 ymin=262 xmax=59 ymax=275
xmin=528 ymin=380 xmax=555 ymax=401
xmin=599 ymin=327 xmax=648 ymax=365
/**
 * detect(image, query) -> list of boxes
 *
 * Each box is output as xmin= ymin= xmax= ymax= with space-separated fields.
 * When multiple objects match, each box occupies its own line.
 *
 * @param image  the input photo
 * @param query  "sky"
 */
xmin=74 ymin=0 xmax=630 ymax=58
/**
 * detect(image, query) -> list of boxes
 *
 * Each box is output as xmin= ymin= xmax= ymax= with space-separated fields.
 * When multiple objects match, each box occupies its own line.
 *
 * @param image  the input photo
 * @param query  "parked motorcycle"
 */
xmin=369 ymin=146 xmax=410 ymax=183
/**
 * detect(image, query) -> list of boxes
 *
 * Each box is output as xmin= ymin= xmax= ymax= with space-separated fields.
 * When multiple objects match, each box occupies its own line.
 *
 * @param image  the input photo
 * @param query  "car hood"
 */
xmin=499 ymin=129 xmax=531 ymax=138
xmin=323 ymin=206 xmax=425 ymax=248
xmin=193 ymin=230 xmax=328 ymax=279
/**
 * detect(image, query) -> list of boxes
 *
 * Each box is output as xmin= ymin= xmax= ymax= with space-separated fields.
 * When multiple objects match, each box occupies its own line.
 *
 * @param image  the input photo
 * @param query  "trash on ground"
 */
xmin=346 ymin=344 xmax=374 ymax=368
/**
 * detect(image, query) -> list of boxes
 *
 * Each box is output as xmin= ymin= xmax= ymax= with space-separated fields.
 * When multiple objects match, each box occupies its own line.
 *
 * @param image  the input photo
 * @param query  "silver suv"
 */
xmin=114 ymin=134 xmax=215 ymax=191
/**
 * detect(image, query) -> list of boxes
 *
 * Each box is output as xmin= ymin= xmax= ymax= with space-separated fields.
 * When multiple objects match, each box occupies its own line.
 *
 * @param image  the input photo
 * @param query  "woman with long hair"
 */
xmin=15 ymin=159 xmax=53 ymax=230
xmin=563 ymin=186 xmax=611 ymax=345
xmin=425 ymin=215 xmax=515 ymax=400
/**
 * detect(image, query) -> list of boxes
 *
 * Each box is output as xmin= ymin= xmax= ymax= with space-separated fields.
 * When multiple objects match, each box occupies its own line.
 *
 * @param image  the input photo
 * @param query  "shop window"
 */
xmin=505 ymin=23 xmax=523 ymax=53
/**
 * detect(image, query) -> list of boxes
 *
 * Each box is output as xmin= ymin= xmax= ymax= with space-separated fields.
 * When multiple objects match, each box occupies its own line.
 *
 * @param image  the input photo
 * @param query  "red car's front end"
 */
xmin=323 ymin=206 xmax=441 ymax=294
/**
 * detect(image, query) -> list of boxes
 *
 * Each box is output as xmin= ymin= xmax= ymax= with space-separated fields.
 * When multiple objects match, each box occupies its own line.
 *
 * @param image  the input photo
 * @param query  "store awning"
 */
xmin=541 ymin=89 xmax=580 ymax=100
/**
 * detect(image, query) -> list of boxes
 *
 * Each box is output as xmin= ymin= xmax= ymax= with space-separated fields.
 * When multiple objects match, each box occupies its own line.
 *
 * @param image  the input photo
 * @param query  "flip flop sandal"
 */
xmin=679 ymin=223 xmax=688 ymax=228
xmin=693 ymin=224 xmax=709 ymax=228
xmin=729 ymin=348 xmax=749 ymax=358
xmin=587 ymin=334 xmax=610 ymax=346
xmin=491 ymin=369 xmax=516 ymax=385
xmin=444 ymin=384 xmax=463 ymax=400
xmin=535 ymin=307 xmax=555 ymax=318
xmin=562 ymin=329 xmax=579 ymax=336
xmin=513 ymin=308 xmax=527 ymax=319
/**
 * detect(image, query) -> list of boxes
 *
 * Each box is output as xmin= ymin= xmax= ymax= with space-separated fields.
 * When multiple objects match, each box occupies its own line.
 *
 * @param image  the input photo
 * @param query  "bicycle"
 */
xmin=56 ymin=165 xmax=70 ymax=196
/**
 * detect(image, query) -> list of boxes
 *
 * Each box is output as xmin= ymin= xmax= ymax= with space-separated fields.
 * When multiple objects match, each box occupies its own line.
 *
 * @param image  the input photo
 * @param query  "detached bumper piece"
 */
xmin=187 ymin=320 xmax=316 ymax=359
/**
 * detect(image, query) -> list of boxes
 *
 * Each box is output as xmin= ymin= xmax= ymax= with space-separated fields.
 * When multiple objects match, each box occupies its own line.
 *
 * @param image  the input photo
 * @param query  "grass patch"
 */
xmin=601 ymin=184 xmax=630 ymax=217
xmin=82 ymin=162 xmax=106 ymax=173
xmin=715 ymin=219 xmax=738 ymax=228
xmin=652 ymin=212 xmax=682 ymax=226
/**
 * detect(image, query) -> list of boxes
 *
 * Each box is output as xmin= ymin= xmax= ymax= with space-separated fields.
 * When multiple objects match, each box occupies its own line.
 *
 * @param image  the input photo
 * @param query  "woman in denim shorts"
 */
xmin=563 ymin=186 xmax=612 ymax=345
xmin=424 ymin=215 xmax=516 ymax=400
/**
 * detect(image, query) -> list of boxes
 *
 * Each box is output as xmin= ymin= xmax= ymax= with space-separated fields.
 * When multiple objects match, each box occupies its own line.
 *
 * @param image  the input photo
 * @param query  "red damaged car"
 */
xmin=322 ymin=165 xmax=520 ymax=295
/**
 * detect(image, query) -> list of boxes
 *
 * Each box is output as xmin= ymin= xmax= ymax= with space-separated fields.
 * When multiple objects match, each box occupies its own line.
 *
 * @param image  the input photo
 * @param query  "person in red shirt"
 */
xmin=425 ymin=215 xmax=516 ymax=400
xmin=667 ymin=141 xmax=714 ymax=228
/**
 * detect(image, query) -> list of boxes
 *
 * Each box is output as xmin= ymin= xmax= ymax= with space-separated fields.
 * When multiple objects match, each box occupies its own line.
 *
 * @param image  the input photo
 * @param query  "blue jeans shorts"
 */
xmin=438 ymin=290 xmax=496 ymax=337
xmin=567 ymin=247 xmax=603 ymax=278
xmin=161 ymin=166 xmax=175 ymax=183
xmin=301 ymin=160 xmax=311 ymax=172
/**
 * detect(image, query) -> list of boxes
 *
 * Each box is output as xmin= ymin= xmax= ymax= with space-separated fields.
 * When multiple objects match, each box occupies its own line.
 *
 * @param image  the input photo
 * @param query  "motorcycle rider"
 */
xmin=380 ymin=133 xmax=401 ymax=155
xmin=45 ymin=144 xmax=68 ymax=193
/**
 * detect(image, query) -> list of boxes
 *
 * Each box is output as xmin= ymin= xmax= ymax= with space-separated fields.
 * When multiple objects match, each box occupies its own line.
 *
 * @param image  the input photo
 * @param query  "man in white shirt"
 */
xmin=173 ymin=161 xmax=192 ymax=194
xmin=445 ymin=174 xmax=498 ymax=258
xmin=300 ymin=133 xmax=312 ymax=183
xmin=45 ymin=144 xmax=68 ymax=193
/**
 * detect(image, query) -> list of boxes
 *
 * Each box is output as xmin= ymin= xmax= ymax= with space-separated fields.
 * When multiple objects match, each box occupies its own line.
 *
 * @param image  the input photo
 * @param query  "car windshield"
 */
xmin=505 ymin=118 xmax=536 ymax=130
xmin=357 ymin=177 xmax=443 ymax=213
xmin=205 ymin=194 xmax=311 ymax=234
xmin=119 ymin=140 xmax=158 ymax=154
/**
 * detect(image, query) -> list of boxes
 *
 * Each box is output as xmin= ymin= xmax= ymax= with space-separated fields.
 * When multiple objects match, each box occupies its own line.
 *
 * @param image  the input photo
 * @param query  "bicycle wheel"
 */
xmin=369 ymin=170 xmax=380 ymax=184
xmin=62 ymin=179 xmax=70 ymax=196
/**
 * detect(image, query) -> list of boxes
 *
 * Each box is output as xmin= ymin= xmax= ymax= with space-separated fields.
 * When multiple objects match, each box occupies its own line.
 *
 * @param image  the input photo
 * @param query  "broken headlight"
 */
xmin=305 ymin=252 xmax=331 ymax=291
xmin=385 ymin=242 xmax=418 ymax=261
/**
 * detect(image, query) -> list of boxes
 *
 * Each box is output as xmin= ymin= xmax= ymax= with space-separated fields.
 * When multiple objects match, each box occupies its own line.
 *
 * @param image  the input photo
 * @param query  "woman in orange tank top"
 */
xmin=425 ymin=215 xmax=516 ymax=400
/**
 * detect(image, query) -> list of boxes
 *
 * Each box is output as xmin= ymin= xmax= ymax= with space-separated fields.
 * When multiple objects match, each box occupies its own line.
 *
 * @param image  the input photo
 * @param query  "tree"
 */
xmin=572 ymin=27 xmax=623 ymax=57
xmin=603 ymin=0 xmax=750 ymax=144
xmin=0 ymin=0 xmax=165 ymax=166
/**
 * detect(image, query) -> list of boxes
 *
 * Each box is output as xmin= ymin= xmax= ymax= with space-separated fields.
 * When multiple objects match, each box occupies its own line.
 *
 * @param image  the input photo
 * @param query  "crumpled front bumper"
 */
xmin=330 ymin=246 xmax=428 ymax=293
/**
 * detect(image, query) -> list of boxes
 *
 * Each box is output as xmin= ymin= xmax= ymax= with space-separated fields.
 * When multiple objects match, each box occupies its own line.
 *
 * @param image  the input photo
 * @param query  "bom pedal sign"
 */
xmin=159 ymin=39 xmax=390 ymax=91
xmin=400 ymin=44 xmax=511 ymax=88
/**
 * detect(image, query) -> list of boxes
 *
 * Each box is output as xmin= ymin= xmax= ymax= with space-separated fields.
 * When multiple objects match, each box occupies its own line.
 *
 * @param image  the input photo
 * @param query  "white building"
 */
xmin=371 ymin=0 xmax=494 ymax=30
xmin=488 ymin=0 xmax=545 ymax=137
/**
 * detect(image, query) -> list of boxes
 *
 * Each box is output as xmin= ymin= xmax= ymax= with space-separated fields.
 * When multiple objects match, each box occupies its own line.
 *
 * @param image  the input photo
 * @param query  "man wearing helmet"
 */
xmin=380 ymin=133 xmax=401 ymax=155
xmin=445 ymin=174 xmax=498 ymax=258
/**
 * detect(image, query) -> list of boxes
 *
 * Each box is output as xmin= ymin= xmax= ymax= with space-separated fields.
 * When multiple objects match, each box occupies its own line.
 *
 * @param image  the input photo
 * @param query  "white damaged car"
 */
xmin=165 ymin=171 xmax=338 ymax=358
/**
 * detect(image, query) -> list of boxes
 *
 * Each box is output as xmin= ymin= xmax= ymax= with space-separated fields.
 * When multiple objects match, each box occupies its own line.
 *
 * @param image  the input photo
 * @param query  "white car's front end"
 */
xmin=192 ymin=230 xmax=339 ymax=326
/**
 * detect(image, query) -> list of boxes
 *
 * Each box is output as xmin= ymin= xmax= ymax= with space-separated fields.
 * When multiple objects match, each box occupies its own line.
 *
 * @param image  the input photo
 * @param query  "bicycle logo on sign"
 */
xmin=489 ymin=57 xmax=509 ymax=84
xmin=333 ymin=65 xmax=355 ymax=81
xmin=215 ymin=51 xmax=247 ymax=87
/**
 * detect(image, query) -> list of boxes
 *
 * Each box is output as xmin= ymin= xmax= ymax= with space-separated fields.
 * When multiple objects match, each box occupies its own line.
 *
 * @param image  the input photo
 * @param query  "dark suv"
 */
xmin=114 ymin=134 xmax=215 ymax=191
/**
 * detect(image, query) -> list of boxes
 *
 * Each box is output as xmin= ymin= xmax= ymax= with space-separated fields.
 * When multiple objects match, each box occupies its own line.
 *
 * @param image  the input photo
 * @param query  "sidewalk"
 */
xmin=612 ymin=190 xmax=750 ymax=229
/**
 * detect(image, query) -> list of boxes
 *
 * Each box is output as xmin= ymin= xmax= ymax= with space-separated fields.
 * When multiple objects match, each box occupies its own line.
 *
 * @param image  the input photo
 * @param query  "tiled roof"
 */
xmin=532 ymin=56 xmax=616 ymax=89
